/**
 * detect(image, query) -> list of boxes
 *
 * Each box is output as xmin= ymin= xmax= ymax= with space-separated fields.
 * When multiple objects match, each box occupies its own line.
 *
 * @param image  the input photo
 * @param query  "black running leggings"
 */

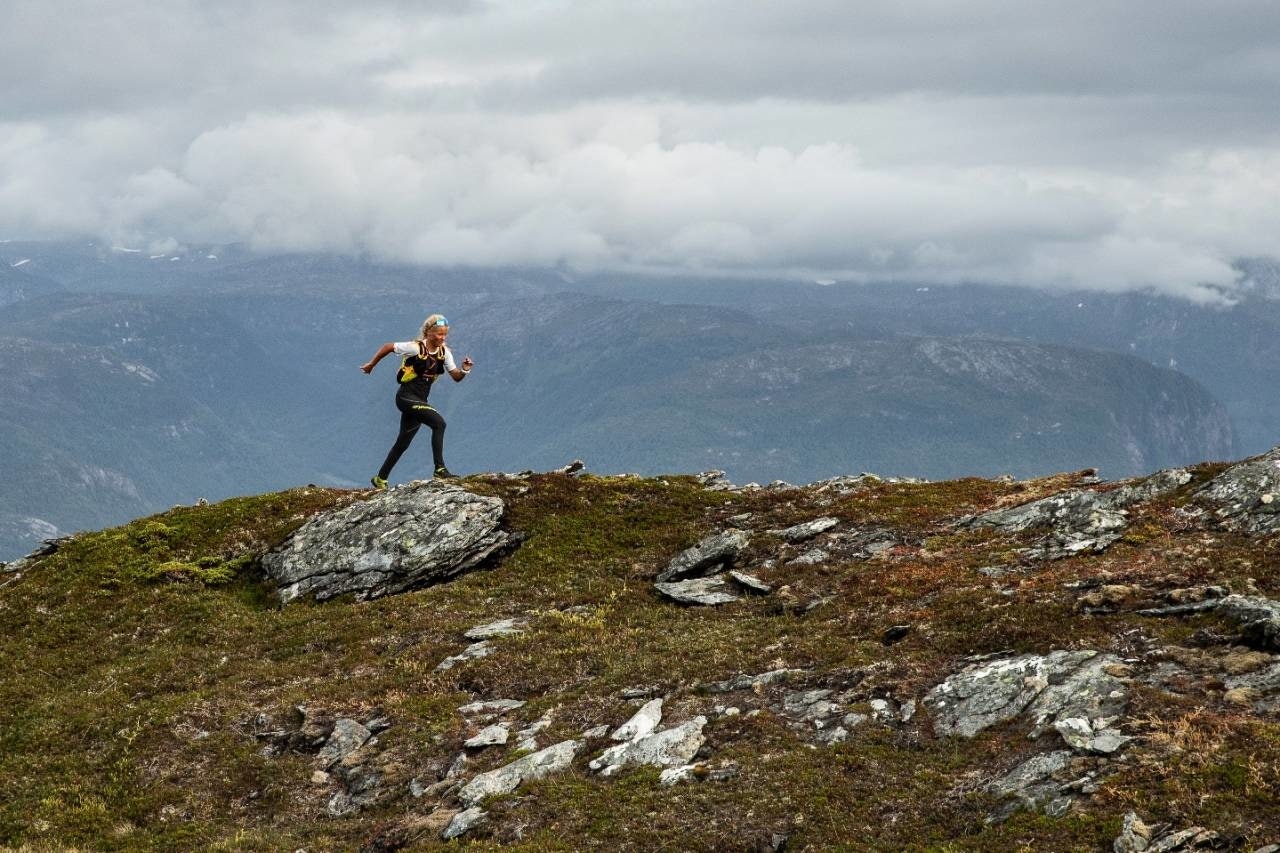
xmin=377 ymin=394 xmax=446 ymax=479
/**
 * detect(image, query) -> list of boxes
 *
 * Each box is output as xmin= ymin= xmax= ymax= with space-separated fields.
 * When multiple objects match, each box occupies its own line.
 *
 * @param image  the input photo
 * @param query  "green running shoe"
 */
xmin=434 ymin=466 xmax=457 ymax=479
xmin=370 ymin=475 xmax=388 ymax=490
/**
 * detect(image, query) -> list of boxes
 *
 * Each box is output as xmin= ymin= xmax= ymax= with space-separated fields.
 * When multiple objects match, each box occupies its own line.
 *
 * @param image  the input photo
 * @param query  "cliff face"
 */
xmin=3 ymin=452 xmax=1280 ymax=850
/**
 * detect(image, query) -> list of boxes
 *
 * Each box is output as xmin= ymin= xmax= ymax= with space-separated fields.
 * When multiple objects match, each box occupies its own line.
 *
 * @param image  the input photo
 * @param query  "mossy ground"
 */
xmin=1 ymin=470 xmax=1277 ymax=850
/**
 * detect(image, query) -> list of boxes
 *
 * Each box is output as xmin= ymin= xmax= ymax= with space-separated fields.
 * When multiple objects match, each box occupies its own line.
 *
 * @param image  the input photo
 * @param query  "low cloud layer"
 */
xmin=4 ymin=1 xmax=1280 ymax=300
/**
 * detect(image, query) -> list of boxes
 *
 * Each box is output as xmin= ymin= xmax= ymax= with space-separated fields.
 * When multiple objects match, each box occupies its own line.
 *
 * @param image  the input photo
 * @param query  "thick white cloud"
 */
xmin=3 ymin=1 xmax=1279 ymax=299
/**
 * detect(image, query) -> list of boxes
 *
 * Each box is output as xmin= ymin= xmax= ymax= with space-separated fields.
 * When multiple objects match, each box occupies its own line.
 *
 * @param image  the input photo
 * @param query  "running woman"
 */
xmin=362 ymin=313 xmax=473 ymax=487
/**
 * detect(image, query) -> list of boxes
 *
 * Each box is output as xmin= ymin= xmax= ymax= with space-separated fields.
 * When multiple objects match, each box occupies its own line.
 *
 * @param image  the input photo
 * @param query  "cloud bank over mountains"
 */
xmin=4 ymin=0 xmax=1280 ymax=300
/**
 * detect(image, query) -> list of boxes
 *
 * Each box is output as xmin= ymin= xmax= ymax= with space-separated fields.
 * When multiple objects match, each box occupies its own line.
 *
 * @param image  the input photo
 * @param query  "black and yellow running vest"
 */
xmin=395 ymin=342 xmax=446 ymax=396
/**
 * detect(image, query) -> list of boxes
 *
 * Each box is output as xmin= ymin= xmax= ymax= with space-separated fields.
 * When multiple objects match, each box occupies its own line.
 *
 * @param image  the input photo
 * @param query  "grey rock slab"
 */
xmin=827 ymin=527 xmax=899 ymax=559
xmin=435 ymin=641 xmax=493 ymax=672
xmin=317 ymin=719 xmax=372 ymax=769
xmin=924 ymin=654 xmax=1060 ymax=738
xmin=660 ymin=761 xmax=740 ymax=786
xmin=1024 ymin=651 xmax=1129 ymax=737
xmin=987 ymin=750 xmax=1073 ymax=801
xmin=589 ymin=717 xmax=708 ymax=778
xmin=263 ymin=482 xmax=519 ymax=603
xmin=1114 ymin=808 xmax=1154 ymax=848
xmin=463 ymin=617 xmax=528 ymax=640
xmin=1225 ymin=661 xmax=1280 ymax=694
xmin=787 ymin=548 xmax=829 ymax=566
xmin=458 ymin=699 xmax=525 ymax=717
xmin=458 ymin=739 xmax=582 ymax=807
xmin=970 ymin=469 xmax=1190 ymax=560
xmin=727 ymin=570 xmax=772 ymax=594
xmin=611 ymin=698 xmax=663 ymax=742
xmin=1194 ymin=446 xmax=1280 ymax=534
xmin=771 ymin=517 xmax=840 ymax=542
xmin=708 ymin=668 xmax=805 ymax=693
xmin=654 ymin=576 xmax=741 ymax=606
xmin=442 ymin=807 xmax=487 ymax=840
xmin=696 ymin=470 xmax=736 ymax=491
xmin=1218 ymin=595 xmax=1280 ymax=650
xmin=464 ymin=724 xmax=510 ymax=749
xmin=656 ymin=530 xmax=751 ymax=582
xmin=925 ymin=649 xmax=1130 ymax=741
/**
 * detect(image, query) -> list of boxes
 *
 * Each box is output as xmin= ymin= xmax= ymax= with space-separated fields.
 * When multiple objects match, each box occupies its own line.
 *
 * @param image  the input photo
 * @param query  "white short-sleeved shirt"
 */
xmin=392 ymin=341 xmax=457 ymax=372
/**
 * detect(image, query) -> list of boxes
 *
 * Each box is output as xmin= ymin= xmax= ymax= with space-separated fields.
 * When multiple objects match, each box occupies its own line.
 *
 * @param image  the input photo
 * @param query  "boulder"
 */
xmin=458 ymin=739 xmax=581 ymax=807
xmin=611 ymin=699 xmax=663 ymax=742
xmin=969 ymin=469 xmax=1190 ymax=559
xmin=442 ymin=807 xmax=487 ymax=840
xmin=262 ymin=482 xmax=520 ymax=603
xmin=317 ymin=719 xmax=372 ymax=769
xmin=1194 ymin=446 xmax=1280 ymax=533
xmin=656 ymin=530 xmax=750 ymax=583
xmin=589 ymin=717 xmax=708 ymax=777
xmin=924 ymin=650 xmax=1130 ymax=746
xmin=654 ymin=577 xmax=741 ymax=606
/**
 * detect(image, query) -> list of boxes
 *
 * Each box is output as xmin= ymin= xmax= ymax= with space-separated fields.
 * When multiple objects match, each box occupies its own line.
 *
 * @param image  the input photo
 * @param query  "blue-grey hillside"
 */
xmin=0 ymin=272 xmax=1236 ymax=560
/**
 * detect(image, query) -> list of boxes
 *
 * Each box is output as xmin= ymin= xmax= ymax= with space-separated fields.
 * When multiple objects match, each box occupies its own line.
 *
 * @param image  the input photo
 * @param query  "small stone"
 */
xmin=1113 ymin=811 xmax=1153 ymax=852
xmin=464 ymin=724 xmax=510 ymax=749
xmin=882 ymin=625 xmax=911 ymax=645
xmin=727 ymin=570 xmax=772 ymax=594
xmin=458 ymin=699 xmax=525 ymax=717
xmin=463 ymin=618 xmax=528 ymax=640
xmin=583 ymin=724 xmax=610 ymax=739
xmin=787 ymin=548 xmax=829 ymax=567
xmin=311 ymin=771 xmax=330 ymax=785
xmin=317 ymin=719 xmax=372 ymax=769
xmin=1224 ymin=687 xmax=1261 ymax=706
xmin=612 ymin=698 xmax=663 ymax=742
xmin=442 ymin=807 xmax=487 ymax=840
xmin=435 ymin=641 xmax=493 ymax=672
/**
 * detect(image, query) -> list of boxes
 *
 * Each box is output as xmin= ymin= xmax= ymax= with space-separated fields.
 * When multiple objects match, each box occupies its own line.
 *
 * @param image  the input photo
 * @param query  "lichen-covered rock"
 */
xmin=654 ymin=576 xmax=741 ymax=606
xmin=969 ymin=468 xmax=1190 ymax=559
xmin=262 ymin=482 xmax=519 ymax=603
xmin=611 ymin=698 xmax=663 ymax=742
xmin=442 ymin=807 xmax=487 ymax=840
xmin=463 ymin=617 xmax=528 ymax=640
xmin=317 ymin=719 xmax=372 ymax=769
xmin=986 ymin=750 xmax=1074 ymax=821
xmin=1194 ymin=446 xmax=1280 ymax=533
xmin=1217 ymin=595 xmax=1280 ymax=650
xmin=924 ymin=650 xmax=1130 ymax=745
xmin=458 ymin=739 xmax=581 ymax=807
xmin=435 ymin=641 xmax=493 ymax=672
xmin=771 ymin=517 xmax=839 ymax=542
xmin=463 ymin=724 xmax=509 ymax=749
xmin=656 ymin=530 xmax=751 ymax=583
xmin=589 ymin=717 xmax=707 ymax=777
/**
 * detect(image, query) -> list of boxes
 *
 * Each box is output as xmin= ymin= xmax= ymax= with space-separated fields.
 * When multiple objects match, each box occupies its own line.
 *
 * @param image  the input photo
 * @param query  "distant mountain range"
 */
xmin=0 ymin=242 xmax=1257 ymax=560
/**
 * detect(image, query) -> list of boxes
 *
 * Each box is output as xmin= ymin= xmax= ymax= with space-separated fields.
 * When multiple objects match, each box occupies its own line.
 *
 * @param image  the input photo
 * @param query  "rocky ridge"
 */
xmin=5 ymin=452 xmax=1280 ymax=849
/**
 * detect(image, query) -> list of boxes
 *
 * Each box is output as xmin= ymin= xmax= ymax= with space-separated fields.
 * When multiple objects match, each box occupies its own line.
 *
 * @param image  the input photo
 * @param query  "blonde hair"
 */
xmin=419 ymin=313 xmax=449 ymax=340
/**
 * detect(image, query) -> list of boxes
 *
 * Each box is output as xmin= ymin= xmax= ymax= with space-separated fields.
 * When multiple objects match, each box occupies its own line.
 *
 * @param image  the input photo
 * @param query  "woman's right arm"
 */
xmin=361 ymin=343 xmax=396 ymax=374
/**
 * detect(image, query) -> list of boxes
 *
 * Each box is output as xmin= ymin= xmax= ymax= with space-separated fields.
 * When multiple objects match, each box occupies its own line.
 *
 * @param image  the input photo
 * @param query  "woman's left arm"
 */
xmin=449 ymin=355 xmax=474 ymax=382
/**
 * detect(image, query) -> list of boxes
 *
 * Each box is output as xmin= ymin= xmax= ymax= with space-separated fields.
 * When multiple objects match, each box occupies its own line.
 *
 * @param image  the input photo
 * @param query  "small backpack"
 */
xmin=395 ymin=342 xmax=446 ymax=384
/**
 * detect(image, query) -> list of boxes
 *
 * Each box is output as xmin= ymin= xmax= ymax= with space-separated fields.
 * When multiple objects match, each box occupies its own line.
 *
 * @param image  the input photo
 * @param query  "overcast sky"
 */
xmin=4 ymin=0 xmax=1280 ymax=300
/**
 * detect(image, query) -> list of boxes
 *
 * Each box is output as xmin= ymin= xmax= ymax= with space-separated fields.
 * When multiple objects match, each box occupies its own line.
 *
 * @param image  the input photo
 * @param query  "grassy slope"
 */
xmin=1 ymin=470 xmax=1277 ymax=851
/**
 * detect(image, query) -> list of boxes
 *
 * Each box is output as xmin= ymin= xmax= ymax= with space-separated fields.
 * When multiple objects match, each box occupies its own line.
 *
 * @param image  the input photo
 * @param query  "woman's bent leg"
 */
xmin=377 ymin=410 xmax=420 ymax=480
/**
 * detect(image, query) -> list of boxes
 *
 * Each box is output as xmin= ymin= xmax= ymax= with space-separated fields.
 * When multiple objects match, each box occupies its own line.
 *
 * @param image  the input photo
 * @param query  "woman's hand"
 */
xmin=461 ymin=356 xmax=474 ymax=371
xmin=360 ymin=362 xmax=376 ymax=374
